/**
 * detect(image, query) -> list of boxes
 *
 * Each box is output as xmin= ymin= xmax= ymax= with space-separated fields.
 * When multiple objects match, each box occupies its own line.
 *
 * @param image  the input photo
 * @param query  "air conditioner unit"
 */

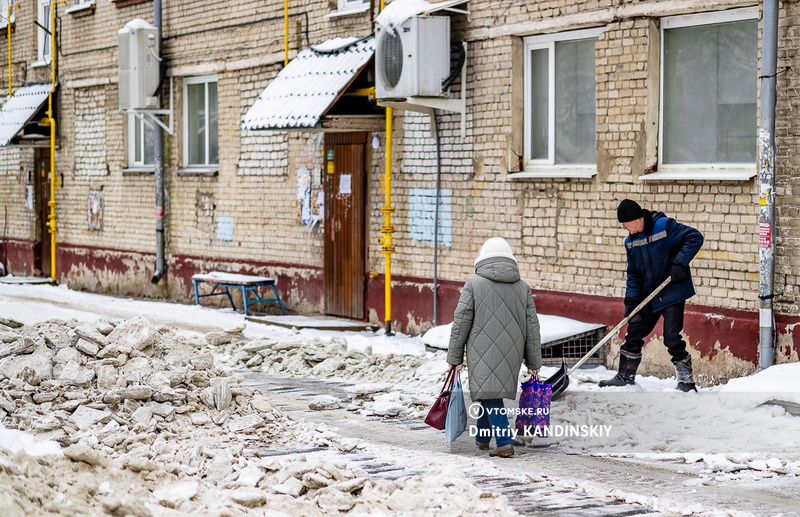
xmin=118 ymin=19 xmax=160 ymax=110
xmin=375 ymin=15 xmax=450 ymax=100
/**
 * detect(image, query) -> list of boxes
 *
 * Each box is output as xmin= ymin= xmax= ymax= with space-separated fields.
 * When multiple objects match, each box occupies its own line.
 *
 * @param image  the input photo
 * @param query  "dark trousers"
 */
xmin=621 ymin=302 xmax=690 ymax=363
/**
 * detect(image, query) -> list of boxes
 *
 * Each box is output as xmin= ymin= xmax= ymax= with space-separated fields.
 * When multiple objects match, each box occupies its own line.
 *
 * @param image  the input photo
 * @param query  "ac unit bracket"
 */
xmin=378 ymin=42 xmax=467 ymax=138
xmin=119 ymin=76 xmax=174 ymax=135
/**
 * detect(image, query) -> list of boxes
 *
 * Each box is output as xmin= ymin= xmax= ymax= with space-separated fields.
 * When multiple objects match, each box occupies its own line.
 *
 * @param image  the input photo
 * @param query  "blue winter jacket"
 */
xmin=624 ymin=211 xmax=704 ymax=312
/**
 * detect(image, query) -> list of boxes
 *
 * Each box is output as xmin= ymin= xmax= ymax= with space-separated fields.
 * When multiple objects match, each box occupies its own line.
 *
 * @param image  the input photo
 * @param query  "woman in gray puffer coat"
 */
xmin=447 ymin=237 xmax=542 ymax=458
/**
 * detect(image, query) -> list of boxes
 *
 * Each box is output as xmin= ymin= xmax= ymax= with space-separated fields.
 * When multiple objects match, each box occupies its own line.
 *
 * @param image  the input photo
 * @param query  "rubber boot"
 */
xmin=674 ymin=356 xmax=698 ymax=392
xmin=598 ymin=354 xmax=641 ymax=387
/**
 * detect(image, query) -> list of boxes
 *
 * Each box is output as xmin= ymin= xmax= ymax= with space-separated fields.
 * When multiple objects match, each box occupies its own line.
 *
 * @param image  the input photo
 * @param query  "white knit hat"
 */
xmin=474 ymin=237 xmax=517 ymax=267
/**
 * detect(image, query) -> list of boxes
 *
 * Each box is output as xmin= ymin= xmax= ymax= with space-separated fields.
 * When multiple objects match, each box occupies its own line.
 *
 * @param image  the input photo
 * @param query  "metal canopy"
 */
xmin=241 ymin=36 xmax=375 ymax=131
xmin=0 ymin=83 xmax=53 ymax=147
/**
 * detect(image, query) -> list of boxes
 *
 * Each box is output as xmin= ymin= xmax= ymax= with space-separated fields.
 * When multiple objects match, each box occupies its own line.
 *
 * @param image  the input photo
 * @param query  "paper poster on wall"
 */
xmin=87 ymin=191 xmax=103 ymax=230
xmin=25 ymin=185 xmax=33 ymax=210
xmin=297 ymin=168 xmax=312 ymax=224
xmin=216 ymin=217 xmax=234 ymax=241
xmin=339 ymin=174 xmax=351 ymax=195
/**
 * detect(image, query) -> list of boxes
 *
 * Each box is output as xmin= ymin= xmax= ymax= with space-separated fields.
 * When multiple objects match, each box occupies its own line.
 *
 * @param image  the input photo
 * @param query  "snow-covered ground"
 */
xmin=3 ymin=280 xmax=800 ymax=515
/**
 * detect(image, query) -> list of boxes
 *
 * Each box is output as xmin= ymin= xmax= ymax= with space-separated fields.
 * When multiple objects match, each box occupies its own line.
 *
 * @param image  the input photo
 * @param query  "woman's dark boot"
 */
xmin=599 ymin=354 xmax=641 ymax=387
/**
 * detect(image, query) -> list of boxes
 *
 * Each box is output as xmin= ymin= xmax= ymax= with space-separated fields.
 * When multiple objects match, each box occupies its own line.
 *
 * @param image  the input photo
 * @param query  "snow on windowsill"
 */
xmin=508 ymin=168 xmax=597 ymax=180
xmin=640 ymin=169 xmax=757 ymax=181
xmin=325 ymin=4 xmax=370 ymax=18
xmin=65 ymin=2 xmax=95 ymax=14
xmin=176 ymin=166 xmax=218 ymax=175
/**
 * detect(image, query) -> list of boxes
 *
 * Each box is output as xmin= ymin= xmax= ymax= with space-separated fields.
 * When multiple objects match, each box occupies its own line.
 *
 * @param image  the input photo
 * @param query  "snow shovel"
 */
xmin=547 ymin=276 xmax=672 ymax=399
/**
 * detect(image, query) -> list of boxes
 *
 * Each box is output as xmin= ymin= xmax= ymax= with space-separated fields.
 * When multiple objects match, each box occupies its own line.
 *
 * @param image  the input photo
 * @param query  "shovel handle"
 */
xmin=568 ymin=276 xmax=672 ymax=375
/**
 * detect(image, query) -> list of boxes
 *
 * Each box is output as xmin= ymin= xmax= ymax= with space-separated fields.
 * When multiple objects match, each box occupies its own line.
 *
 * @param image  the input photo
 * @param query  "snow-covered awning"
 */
xmin=241 ymin=36 xmax=375 ymax=131
xmin=0 ymin=83 xmax=53 ymax=147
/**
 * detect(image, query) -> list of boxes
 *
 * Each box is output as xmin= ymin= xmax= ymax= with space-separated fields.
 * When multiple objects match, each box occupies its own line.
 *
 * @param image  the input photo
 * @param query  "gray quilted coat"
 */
xmin=447 ymin=257 xmax=542 ymax=400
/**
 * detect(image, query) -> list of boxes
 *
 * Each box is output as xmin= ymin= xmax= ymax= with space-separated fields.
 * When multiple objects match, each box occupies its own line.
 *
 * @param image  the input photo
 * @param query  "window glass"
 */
xmin=184 ymin=76 xmax=218 ymax=166
xmin=662 ymin=19 xmax=758 ymax=164
xmin=554 ymin=39 xmax=596 ymax=164
xmin=529 ymin=49 xmax=549 ymax=161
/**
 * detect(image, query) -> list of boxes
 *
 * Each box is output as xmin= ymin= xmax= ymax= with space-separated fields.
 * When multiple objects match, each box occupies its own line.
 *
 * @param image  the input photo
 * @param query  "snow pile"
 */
xmin=211 ymin=332 xmax=452 ymax=419
xmin=0 ymin=315 xmax=521 ymax=516
xmin=718 ymin=362 xmax=800 ymax=408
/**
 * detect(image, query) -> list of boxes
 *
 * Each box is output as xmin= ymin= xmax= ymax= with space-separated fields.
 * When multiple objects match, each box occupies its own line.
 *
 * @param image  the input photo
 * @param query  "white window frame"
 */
xmin=651 ymin=7 xmax=759 ymax=181
xmin=127 ymin=114 xmax=155 ymax=169
xmin=65 ymin=0 xmax=95 ymax=14
xmin=1 ymin=0 xmax=15 ymax=31
xmin=515 ymin=27 xmax=604 ymax=180
xmin=182 ymin=74 xmax=218 ymax=169
xmin=326 ymin=0 xmax=369 ymax=18
xmin=33 ymin=0 xmax=51 ymax=67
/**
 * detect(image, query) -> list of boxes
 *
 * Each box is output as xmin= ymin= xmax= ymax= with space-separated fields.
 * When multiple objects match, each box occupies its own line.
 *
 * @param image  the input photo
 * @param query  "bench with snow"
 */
xmin=192 ymin=271 xmax=286 ymax=316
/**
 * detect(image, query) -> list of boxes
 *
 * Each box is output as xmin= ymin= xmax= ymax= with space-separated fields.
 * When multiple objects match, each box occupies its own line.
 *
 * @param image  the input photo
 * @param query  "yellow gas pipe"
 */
xmin=41 ymin=0 xmax=64 ymax=282
xmin=379 ymin=0 xmax=394 ymax=334
xmin=7 ymin=4 xmax=19 ymax=99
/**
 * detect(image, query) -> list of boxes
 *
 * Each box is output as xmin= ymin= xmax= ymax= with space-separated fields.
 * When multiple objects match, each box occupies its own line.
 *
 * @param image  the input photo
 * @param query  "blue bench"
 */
xmin=192 ymin=271 xmax=287 ymax=316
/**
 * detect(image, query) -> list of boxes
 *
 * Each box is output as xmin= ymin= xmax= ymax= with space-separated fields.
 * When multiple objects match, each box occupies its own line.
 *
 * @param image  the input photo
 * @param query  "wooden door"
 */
xmin=323 ymin=132 xmax=368 ymax=319
xmin=34 ymin=150 xmax=52 ymax=277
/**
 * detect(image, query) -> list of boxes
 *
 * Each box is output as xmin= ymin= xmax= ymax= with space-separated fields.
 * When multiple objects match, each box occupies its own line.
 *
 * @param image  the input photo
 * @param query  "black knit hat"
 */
xmin=617 ymin=199 xmax=644 ymax=223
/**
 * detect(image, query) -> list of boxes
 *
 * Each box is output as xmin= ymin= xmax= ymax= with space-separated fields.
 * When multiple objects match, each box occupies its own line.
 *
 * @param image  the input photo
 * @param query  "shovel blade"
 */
xmin=545 ymin=358 xmax=570 ymax=400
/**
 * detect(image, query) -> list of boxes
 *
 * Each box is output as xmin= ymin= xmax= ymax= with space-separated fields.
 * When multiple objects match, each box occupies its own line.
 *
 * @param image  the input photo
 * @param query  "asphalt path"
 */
xmin=240 ymin=371 xmax=800 ymax=517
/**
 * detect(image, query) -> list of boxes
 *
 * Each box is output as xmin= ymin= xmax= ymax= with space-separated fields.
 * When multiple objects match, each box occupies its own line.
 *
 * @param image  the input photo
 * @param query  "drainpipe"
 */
xmin=41 ymin=0 xmax=65 ymax=283
xmin=432 ymin=109 xmax=441 ymax=326
xmin=758 ymin=0 xmax=779 ymax=369
xmin=7 ymin=4 xmax=19 ymax=99
xmin=151 ymin=0 xmax=166 ymax=284
xmin=283 ymin=0 xmax=289 ymax=66
xmin=379 ymin=0 xmax=394 ymax=334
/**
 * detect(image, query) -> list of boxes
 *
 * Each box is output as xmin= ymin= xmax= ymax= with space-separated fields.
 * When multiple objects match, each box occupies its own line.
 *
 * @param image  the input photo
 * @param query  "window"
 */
xmin=65 ymin=0 xmax=95 ymax=14
xmin=128 ymin=115 xmax=155 ymax=168
xmin=36 ymin=0 xmax=51 ymax=65
xmin=326 ymin=0 xmax=369 ymax=17
xmin=659 ymin=8 xmax=758 ymax=173
xmin=183 ymin=75 xmax=218 ymax=168
xmin=522 ymin=28 xmax=603 ymax=175
xmin=1 ymin=0 xmax=15 ymax=30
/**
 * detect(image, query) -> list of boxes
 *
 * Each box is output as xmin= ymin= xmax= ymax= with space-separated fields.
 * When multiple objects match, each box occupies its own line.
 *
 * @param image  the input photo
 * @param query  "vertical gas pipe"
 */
xmin=379 ymin=0 xmax=395 ymax=334
xmin=42 ymin=0 xmax=65 ymax=282
xmin=7 ymin=5 xmax=19 ymax=99
xmin=758 ymin=0 xmax=779 ymax=370
xmin=150 ymin=0 xmax=166 ymax=284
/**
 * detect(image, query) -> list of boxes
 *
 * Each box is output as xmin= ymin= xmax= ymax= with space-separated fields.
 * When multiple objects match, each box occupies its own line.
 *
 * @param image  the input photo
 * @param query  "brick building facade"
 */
xmin=1 ymin=0 xmax=797 ymax=383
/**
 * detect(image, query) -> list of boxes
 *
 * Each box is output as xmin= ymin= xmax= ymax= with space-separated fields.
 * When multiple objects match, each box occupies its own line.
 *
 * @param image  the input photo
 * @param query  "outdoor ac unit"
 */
xmin=375 ymin=16 xmax=450 ymax=100
xmin=118 ymin=19 xmax=160 ymax=110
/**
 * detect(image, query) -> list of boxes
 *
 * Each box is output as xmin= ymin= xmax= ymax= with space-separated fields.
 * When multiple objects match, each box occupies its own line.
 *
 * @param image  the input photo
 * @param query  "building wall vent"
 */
xmin=118 ymin=19 xmax=160 ymax=110
xmin=375 ymin=16 xmax=450 ymax=100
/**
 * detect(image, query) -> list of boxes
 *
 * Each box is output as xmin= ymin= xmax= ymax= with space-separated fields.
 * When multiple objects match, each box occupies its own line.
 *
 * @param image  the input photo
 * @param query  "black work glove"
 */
xmin=670 ymin=262 xmax=689 ymax=283
xmin=623 ymin=299 xmax=640 ymax=317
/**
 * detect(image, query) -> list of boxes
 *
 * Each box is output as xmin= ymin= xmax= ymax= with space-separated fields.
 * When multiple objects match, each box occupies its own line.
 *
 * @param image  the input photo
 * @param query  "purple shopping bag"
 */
xmin=515 ymin=375 xmax=552 ymax=435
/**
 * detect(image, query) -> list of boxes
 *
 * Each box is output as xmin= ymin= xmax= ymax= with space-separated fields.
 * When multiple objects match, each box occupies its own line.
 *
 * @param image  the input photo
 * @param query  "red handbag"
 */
xmin=424 ymin=365 xmax=457 ymax=430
